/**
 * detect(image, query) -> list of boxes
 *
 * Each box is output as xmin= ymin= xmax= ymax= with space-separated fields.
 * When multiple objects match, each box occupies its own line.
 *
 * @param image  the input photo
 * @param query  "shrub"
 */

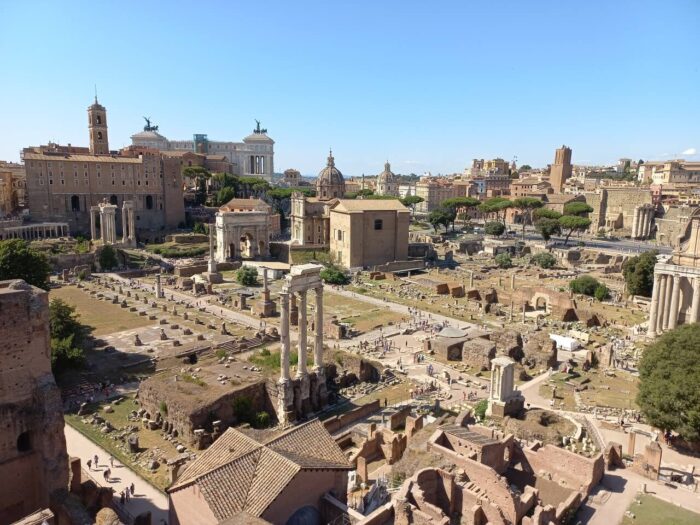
xmin=474 ymin=399 xmax=488 ymax=420
xmin=494 ymin=253 xmax=513 ymax=268
xmin=320 ymin=265 xmax=349 ymax=285
xmin=484 ymin=221 xmax=505 ymax=237
xmin=99 ymin=245 xmax=118 ymax=270
xmin=254 ymin=411 xmax=270 ymax=429
xmin=594 ymin=284 xmax=610 ymax=301
xmin=192 ymin=222 xmax=206 ymax=235
xmin=531 ymin=252 xmax=556 ymax=269
xmin=215 ymin=349 xmax=227 ymax=359
xmin=569 ymin=275 xmax=601 ymax=297
xmin=236 ymin=266 xmax=258 ymax=286
xmin=232 ymin=396 xmax=254 ymax=424
xmin=159 ymin=401 xmax=168 ymax=416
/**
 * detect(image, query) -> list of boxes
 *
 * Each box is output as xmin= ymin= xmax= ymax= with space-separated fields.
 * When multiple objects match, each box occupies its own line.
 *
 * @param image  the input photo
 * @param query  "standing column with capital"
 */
xmin=314 ymin=286 xmax=324 ymax=369
xmin=691 ymin=277 xmax=700 ymax=324
xmin=129 ymin=209 xmax=136 ymax=242
xmin=656 ymin=275 xmax=668 ymax=334
xmin=90 ymin=209 xmax=97 ymax=240
xmin=121 ymin=209 xmax=128 ymax=244
xmin=631 ymin=207 xmax=640 ymax=238
xmin=662 ymin=275 xmax=673 ymax=330
xmin=647 ymin=273 xmax=662 ymax=337
xmin=297 ymin=291 xmax=308 ymax=378
xmin=99 ymin=210 xmax=105 ymax=242
xmin=668 ymin=274 xmax=681 ymax=330
xmin=279 ymin=292 xmax=290 ymax=381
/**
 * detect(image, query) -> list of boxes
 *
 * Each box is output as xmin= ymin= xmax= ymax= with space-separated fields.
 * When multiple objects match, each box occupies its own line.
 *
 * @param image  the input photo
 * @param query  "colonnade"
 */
xmin=277 ymin=264 xmax=326 ymax=424
xmin=631 ymin=205 xmax=654 ymax=240
xmin=90 ymin=203 xmax=117 ymax=244
xmin=648 ymin=270 xmax=700 ymax=337
xmin=279 ymin=286 xmax=324 ymax=382
xmin=0 ymin=223 xmax=69 ymax=241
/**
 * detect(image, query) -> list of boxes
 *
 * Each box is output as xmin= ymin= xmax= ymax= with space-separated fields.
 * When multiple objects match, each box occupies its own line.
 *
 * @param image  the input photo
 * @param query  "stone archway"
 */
xmin=531 ymin=292 xmax=550 ymax=312
xmin=239 ymin=233 xmax=255 ymax=258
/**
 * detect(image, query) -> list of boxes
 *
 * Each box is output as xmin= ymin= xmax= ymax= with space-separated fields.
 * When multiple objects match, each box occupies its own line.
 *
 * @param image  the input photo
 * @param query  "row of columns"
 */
xmin=631 ymin=205 xmax=654 ymax=240
xmin=648 ymin=272 xmax=700 ymax=337
xmin=279 ymin=286 xmax=324 ymax=381
xmin=0 ymin=223 xmax=69 ymax=240
xmin=90 ymin=201 xmax=137 ymax=246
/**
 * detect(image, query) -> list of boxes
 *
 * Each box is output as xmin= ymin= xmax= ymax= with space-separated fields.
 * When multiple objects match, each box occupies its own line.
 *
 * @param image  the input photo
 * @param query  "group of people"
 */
xmin=119 ymin=483 xmax=136 ymax=505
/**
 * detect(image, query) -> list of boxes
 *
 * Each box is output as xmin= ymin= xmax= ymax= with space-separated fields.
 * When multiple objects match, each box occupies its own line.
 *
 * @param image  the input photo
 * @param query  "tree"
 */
xmin=623 ymin=250 xmax=658 ymax=297
xmin=637 ymin=324 xmax=700 ymax=441
xmin=569 ymin=275 xmax=601 ymax=297
xmin=99 ymin=245 xmax=118 ymax=270
xmin=0 ymin=239 xmax=51 ymax=290
xmin=428 ymin=208 xmax=451 ymax=232
xmin=192 ymin=222 xmax=207 ymax=235
xmin=320 ymin=265 xmax=349 ymax=285
xmin=533 ymin=208 xmax=562 ymax=221
xmin=534 ymin=218 xmax=561 ymax=242
xmin=559 ymin=215 xmax=591 ymax=245
xmin=484 ymin=221 xmax=505 ymax=237
xmin=216 ymin=186 xmax=236 ymax=206
xmin=442 ymin=197 xmax=480 ymax=230
xmin=531 ymin=252 xmax=556 ymax=269
xmin=49 ymin=299 xmax=85 ymax=372
xmin=236 ymin=266 xmax=258 ymax=286
xmin=478 ymin=197 xmax=512 ymax=224
xmin=512 ymin=197 xmax=544 ymax=238
xmin=563 ymin=202 xmax=593 ymax=217
xmin=494 ymin=253 xmax=513 ymax=268
xmin=211 ymin=172 xmax=239 ymax=192
xmin=400 ymin=195 xmax=424 ymax=217
xmin=519 ymin=164 xmax=532 ymax=172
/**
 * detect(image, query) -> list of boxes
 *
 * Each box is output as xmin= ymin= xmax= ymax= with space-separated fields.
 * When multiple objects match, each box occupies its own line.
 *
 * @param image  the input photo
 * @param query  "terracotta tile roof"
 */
xmin=169 ymin=420 xmax=351 ymax=520
xmin=332 ymin=199 xmax=408 ymax=212
xmin=219 ymin=198 xmax=271 ymax=212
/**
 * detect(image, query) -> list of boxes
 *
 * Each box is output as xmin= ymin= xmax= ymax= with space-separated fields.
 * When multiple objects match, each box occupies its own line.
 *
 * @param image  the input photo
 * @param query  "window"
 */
xmin=17 ymin=432 xmax=31 ymax=453
xmin=146 ymin=195 xmax=154 ymax=209
xmin=97 ymin=131 xmax=103 ymax=140
xmin=96 ymin=115 xmax=102 ymax=125
xmin=109 ymin=195 xmax=118 ymax=205
xmin=336 ymin=230 xmax=343 ymax=241
xmin=374 ymin=219 xmax=383 ymax=230
xmin=71 ymin=195 xmax=80 ymax=211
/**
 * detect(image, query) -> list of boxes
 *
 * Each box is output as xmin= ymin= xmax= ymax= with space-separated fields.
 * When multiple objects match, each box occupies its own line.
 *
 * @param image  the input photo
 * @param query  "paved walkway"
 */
xmin=64 ymin=425 xmax=169 ymax=524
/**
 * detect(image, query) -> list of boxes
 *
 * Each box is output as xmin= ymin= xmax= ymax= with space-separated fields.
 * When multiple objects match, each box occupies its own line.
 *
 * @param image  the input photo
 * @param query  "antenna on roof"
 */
xmin=94 ymin=84 xmax=98 ymax=103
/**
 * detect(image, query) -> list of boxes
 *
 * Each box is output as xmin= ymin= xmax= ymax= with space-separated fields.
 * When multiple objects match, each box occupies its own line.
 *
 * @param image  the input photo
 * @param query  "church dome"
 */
xmin=377 ymin=161 xmax=396 ymax=183
xmin=316 ymin=150 xmax=345 ymax=200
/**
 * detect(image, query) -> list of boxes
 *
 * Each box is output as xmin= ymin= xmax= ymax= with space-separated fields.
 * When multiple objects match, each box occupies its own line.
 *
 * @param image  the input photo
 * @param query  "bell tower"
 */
xmin=88 ymin=97 xmax=109 ymax=155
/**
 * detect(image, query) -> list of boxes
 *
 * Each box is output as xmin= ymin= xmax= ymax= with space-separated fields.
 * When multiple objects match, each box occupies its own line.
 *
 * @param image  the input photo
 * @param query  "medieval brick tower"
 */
xmin=550 ymin=145 xmax=572 ymax=194
xmin=88 ymin=97 xmax=109 ymax=154
xmin=0 ymin=280 xmax=68 ymax=523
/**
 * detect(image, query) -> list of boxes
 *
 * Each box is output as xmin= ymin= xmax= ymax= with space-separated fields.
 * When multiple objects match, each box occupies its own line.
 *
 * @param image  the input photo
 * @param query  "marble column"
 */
xmin=662 ymin=275 xmax=673 ymax=330
xmin=121 ymin=209 xmax=128 ymax=243
xmin=279 ymin=292 xmax=290 ymax=381
xmin=631 ymin=207 xmax=640 ymax=238
xmin=691 ymin=278 xmax=700 ymax=324
xmin=297 ymin=291 xmax=307 ymax=377
xmin=657 ymin=275 xmax=668 ymax=333
xmin=314 ymin=286 xmax=323 ymax=369
xmin=129 ymin=209 xmax=136 ymax=241
xmin=668 ymin=275 xmax=681 ymax=330
xmin=99 ymin=211 xmax=105 ymax=242
xmin=647 ymin=273 xmax=662 ymax=337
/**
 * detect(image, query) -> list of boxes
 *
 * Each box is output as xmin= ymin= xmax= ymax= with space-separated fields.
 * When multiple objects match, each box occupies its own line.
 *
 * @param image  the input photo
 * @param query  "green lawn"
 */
xmin=621 ymin=495 xmax=700 ymax=525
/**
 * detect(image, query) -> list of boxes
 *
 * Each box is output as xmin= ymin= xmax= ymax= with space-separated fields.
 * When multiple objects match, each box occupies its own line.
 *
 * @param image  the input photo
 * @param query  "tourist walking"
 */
xmin=130 ymin=483 xmax=135 ymax=496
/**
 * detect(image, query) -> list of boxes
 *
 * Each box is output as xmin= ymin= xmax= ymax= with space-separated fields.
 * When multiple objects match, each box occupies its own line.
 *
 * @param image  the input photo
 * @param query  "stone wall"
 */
xmin=48 ymin=252 xmax=96 ymax=272
xmin=519 ymin=443 xmax=604 ymax=494
xmin=0 ymin=280 xmax=69 ymax=524
xmin=137 ymin=378 xmax=272 ymax=444
xmin=323 ymin=400 xmax=381 ymax=434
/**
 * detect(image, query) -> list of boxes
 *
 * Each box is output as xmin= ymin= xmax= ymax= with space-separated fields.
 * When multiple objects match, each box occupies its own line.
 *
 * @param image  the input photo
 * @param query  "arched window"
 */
xmin=96 ymin=115 xmax=102 ymax=125
xmin=97 ymin=131 xmax=103 ymax=140
xmin=109 ymin=195 xmax=118 ymax=205
xmin=146 ymin=195 xmax=154 ymax=209
xmin=70 ymin=195 xmax=80 ymax=211
xmin=17 ymin=431 xmax=31 ymax=453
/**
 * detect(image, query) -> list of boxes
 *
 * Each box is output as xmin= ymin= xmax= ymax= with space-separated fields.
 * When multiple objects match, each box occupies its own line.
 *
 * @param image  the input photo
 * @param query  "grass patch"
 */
xmin=290 ymin=248 xmax=333 ymax=265
xmin=145 ymin=241 xmax=208 ymax=258
xmin=249 ymin=348 xmax=313 ymax=373
xmin=180 ymin=373 xmax=206 ymax=387
xmin=621 ymin=494 xmax=700 ymax=525
xmin=50 ymin=285 xmax=152 ymax=336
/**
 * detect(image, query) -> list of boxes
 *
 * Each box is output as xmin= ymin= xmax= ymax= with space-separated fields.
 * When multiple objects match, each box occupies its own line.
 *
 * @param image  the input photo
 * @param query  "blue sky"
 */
xmin=1 ymin=1 xmax=698 ymax=176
